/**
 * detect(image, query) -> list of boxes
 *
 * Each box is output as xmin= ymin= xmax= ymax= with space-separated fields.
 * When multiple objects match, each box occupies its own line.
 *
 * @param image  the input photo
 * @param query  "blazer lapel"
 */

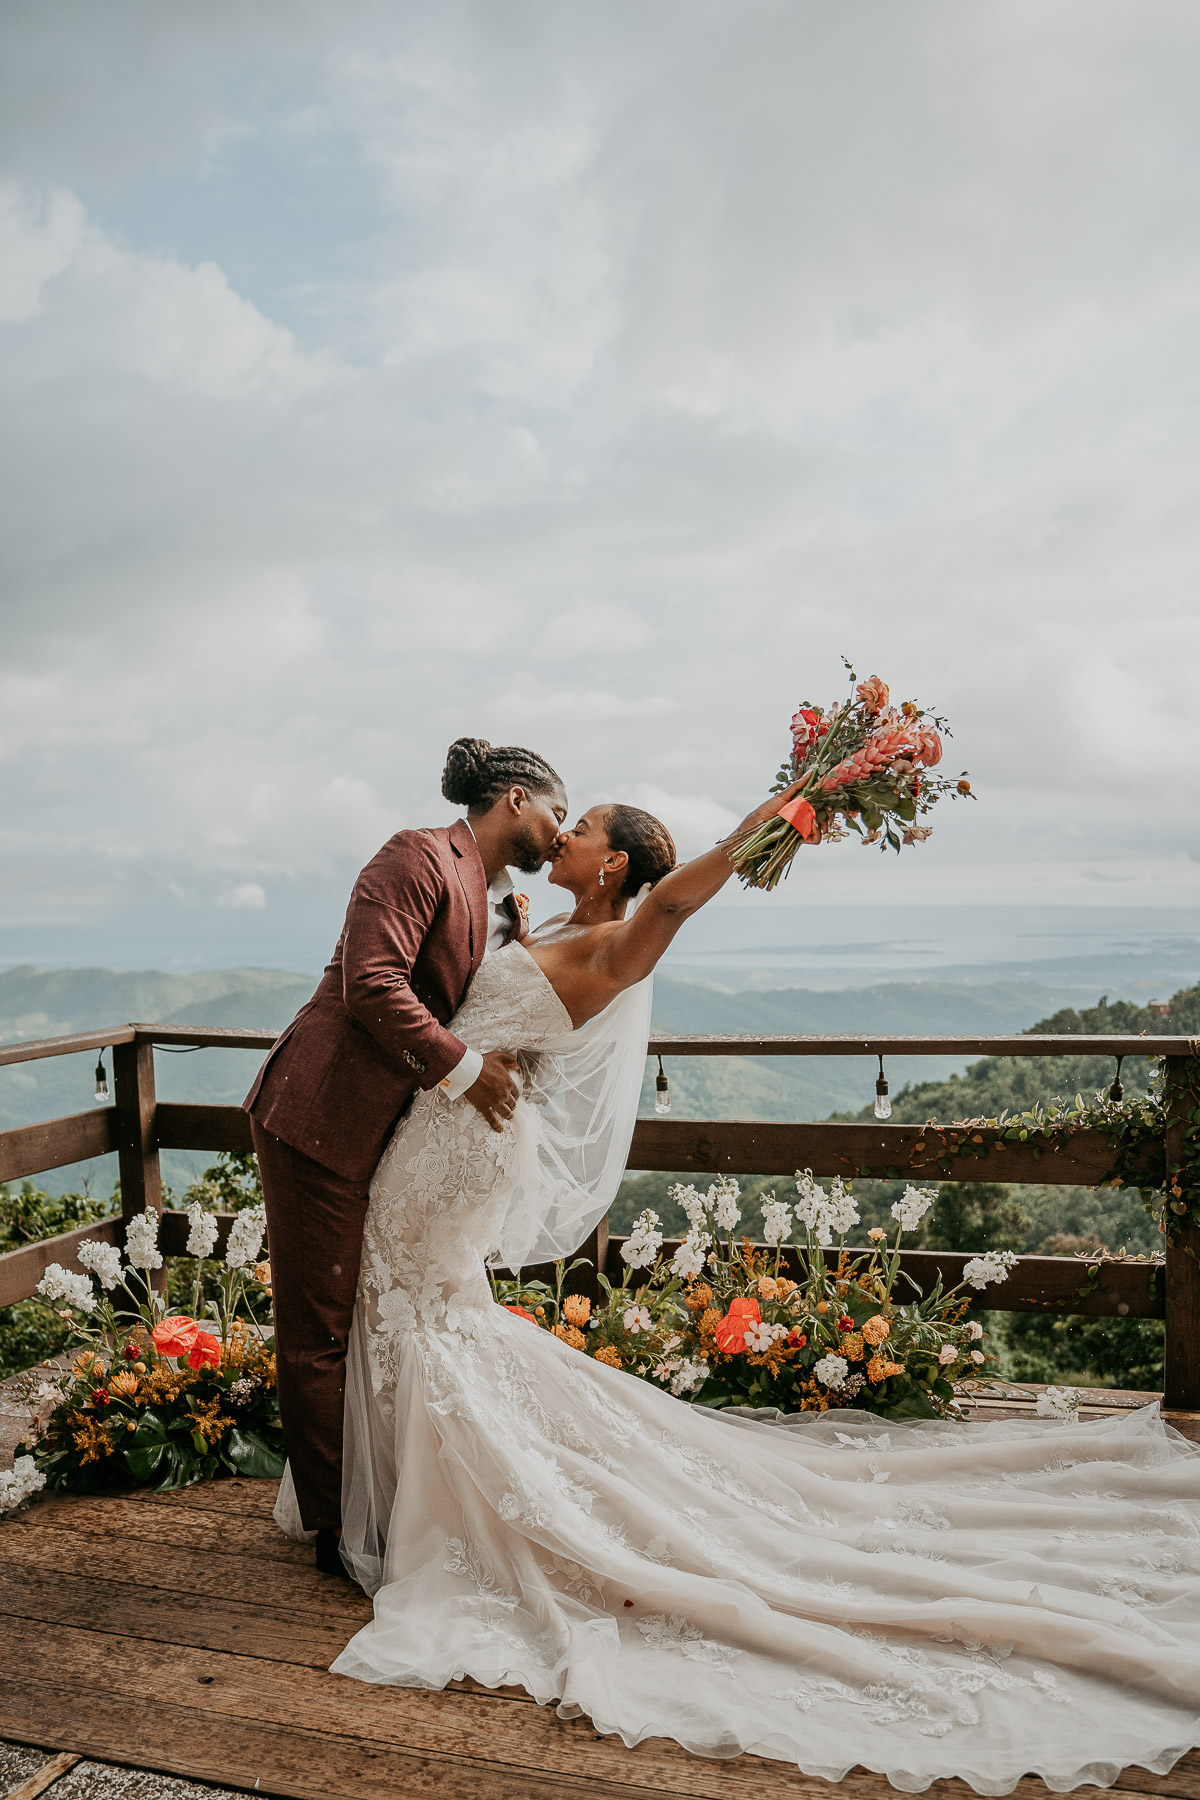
xmin=448 ymin=818 xmax=489 ymax=972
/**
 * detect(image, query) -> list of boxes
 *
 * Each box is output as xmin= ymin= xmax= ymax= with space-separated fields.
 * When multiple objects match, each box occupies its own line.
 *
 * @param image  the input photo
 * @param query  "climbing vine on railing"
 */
xmin=855 ymin=1054 xmax=1200 ymax=1244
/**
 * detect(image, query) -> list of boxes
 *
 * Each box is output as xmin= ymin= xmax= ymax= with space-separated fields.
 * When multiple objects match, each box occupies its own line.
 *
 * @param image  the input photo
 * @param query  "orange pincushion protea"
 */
xmin=861 ymin=1314 xmax=891 ymax=1346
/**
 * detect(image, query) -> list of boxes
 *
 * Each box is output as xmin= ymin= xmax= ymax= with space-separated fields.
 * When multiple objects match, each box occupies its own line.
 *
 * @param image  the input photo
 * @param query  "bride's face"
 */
xmin=547 ymin=806 xmax=621 ymax=892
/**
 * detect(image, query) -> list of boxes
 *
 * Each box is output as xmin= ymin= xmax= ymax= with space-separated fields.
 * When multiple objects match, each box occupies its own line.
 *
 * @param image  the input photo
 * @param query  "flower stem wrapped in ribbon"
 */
xmin=730 ymin=659 xmax=973 ymax=890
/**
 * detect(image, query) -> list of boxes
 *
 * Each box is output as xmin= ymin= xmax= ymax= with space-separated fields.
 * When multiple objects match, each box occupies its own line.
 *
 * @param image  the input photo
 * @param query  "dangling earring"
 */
xmin=598 ymin=867 xmax=605 ymax=887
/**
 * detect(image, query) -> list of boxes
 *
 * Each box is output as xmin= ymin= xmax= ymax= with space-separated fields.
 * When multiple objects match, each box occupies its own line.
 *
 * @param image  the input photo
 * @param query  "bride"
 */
xmin=278 ymin=788 xmax=1200 ymax=1795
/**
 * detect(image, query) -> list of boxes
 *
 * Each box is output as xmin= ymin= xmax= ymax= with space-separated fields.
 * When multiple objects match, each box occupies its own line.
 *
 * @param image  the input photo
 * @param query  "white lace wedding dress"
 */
xmin=279 ymin=943 xmax=1200 ymax=1794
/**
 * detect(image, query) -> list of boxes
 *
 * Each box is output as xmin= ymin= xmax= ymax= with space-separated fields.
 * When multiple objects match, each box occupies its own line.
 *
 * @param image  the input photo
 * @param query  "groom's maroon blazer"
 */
xmin=245 ymin=819 xmax=495 ymax=1182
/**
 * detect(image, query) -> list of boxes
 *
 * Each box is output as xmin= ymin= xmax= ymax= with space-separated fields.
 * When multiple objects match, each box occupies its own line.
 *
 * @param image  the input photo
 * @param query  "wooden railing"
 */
xmin=2 ymin=1024 xmax=1198 ymax=1408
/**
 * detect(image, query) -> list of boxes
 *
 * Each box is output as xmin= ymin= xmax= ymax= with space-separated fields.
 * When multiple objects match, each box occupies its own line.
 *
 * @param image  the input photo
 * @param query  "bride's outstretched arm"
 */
xmin=595 ymin=780 xmax=806 ymax=987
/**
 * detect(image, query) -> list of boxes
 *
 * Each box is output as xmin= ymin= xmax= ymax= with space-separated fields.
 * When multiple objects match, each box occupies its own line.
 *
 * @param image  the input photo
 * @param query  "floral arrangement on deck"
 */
xmin=494 ymin=1173 xmax=1016 ymax=1421
xmin=730 ymin=661 xmax=972 ymax=889
xmin=4 ymin=1202 xmax=282 ymax=1513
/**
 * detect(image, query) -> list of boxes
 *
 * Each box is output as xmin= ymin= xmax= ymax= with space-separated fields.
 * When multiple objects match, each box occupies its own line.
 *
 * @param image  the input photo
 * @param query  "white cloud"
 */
xmin=2 ymin=1 xmax=1199 ymax=960
xmin=219 ymin=882 xmax=267 ymax=909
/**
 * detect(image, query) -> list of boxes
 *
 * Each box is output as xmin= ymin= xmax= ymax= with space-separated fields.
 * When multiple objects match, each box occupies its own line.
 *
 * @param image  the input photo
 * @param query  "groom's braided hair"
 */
xmin=441 ymin=738 xmax=564 ymax=812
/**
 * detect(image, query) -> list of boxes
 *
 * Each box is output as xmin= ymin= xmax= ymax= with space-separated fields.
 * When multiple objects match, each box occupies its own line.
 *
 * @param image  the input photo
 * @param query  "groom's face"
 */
xmin=508 ymin=784 xmax=568 ymax=875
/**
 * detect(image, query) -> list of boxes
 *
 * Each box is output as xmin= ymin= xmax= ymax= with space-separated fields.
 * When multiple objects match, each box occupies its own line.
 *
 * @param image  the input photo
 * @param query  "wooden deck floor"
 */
xmin=2 ymin=1393 xmax=1199 ymax=1800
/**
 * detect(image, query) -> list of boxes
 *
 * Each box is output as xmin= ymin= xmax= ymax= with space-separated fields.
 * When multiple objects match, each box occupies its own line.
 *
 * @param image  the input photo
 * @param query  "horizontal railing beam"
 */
xmin=645 ymin=1033 xmax=1197 ymax=1058
xmin=5 ymin=1024 xmax=1194 ymax=1067
xmin=605 ymin=1237 xmax=1165 ymax=1320
xmin=0 ymin=1216 xmax=121 ymax=1310
xmin=628 ymin=1118 xmax=1126 ymax=1185
xmin=155 ymin=1102 xmax=254 ymax=1154
xmin=0 ymin=1027 xmax=135 ymax=1069
xmin=0 ymin=1110 xmax=119 ymax=1185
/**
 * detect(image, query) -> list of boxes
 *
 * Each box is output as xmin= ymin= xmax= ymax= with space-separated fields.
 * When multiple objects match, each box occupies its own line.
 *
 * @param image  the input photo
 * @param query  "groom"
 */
xmin=245 ymin=739 xmax=568 ymax=1570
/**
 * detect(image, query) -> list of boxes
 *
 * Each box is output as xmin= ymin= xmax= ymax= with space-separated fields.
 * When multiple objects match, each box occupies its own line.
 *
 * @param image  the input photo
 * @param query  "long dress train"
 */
xmin=277 ymin=943 xmax=1200 ymax=1795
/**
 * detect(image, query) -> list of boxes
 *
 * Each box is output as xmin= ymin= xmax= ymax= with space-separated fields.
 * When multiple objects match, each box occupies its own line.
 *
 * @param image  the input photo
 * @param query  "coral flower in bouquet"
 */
xmin=7 ymin=1201 xmax=282 ymax=1505
xmin=730 ymin=658 xmax=973 ymax=890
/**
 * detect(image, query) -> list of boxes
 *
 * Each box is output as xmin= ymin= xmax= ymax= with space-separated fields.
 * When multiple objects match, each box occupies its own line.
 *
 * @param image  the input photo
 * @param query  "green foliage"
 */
xmin=0 ymin=1180 xmax=120 ymax=1377
xmin=0 ymin=1154 xmax=267 ymax=1378
xmin=992 ymin=1312 xmax=1164 ymax=1392
xmin=0 ymin=1179 xmax=115 ymax=1252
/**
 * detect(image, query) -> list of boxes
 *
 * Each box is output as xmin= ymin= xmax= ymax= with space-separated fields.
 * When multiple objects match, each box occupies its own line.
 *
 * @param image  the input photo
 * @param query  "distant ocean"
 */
xmin=660 ymin=902 xmax=1200 ymax=999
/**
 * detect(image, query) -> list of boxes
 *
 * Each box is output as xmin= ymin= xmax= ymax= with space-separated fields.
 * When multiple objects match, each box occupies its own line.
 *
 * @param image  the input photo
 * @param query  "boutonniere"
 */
xmin=514 ymin=893 xmax=530 ymax=918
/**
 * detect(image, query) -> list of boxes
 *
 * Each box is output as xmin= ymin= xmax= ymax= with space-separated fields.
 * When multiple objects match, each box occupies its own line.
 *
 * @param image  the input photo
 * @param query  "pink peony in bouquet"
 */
xmin=730 ymin=661 xmax=972 ymax=890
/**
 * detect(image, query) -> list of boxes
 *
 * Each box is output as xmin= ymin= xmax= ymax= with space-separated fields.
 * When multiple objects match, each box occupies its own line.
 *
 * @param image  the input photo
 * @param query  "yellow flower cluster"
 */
xmin=187 ymin=1397 xmax=235 ymax=1443
xmin=684 ymin=1283 xmax=713 ymax=1312
xmin=553 ymin=1323 xmax=586 ymax=1351
xmin=593 ymin=1345 xmax=623 ymax=1369
xmin=866 ymin=1354 xmax=905 ymax=1384
xmin=70 ymin=1416 xmax=117 ymax=1464
xmin=841 ymin=1332 xmax=864 ymax=1362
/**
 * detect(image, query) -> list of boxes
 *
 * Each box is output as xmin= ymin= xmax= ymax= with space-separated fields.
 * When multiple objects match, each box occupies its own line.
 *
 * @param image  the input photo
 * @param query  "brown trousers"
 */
xmin=251 ymin=1121 xmax=371 ymax=1531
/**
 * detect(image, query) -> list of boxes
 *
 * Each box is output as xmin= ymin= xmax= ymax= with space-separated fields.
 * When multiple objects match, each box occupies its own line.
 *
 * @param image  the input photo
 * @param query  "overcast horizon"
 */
xmin=3 ymin=1 xmax=1199 ymax=973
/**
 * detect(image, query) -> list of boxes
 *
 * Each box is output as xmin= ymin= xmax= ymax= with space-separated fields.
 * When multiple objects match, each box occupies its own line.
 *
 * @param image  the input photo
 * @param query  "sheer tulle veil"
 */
xmin=485 ymin=967 xmax=651 ymax=1272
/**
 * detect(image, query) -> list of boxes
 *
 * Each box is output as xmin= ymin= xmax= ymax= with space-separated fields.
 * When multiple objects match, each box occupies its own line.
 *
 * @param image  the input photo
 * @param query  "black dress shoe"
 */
xmin=315 ymin=1526 xmax=349 ymax=1578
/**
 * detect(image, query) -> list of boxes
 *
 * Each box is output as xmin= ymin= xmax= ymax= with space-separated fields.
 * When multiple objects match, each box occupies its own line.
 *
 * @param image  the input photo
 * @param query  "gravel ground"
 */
xmin=0 ymin=1743 xmax=248 ymax=1799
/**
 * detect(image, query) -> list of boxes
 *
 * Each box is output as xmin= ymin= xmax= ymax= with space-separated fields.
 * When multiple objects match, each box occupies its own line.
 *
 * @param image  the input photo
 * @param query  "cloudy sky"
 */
xmin=2 ymin=0 xmax=1198 ymax=971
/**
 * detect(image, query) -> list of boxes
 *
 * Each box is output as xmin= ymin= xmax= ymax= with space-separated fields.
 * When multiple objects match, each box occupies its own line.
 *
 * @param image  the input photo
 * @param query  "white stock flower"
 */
xmin=35 ymin=1263 xmax=95 ymax=1309
xmin=670 ymin=1229 xmax=710 ymax=1282
xmin=710 ymin=1176 xmax=742 ymax=1232
xmin=667 ymin=1184 xmax=708 ymax=1230
xmin=1036 ymin=1385 xmax=1081 ymax=1421
xmin=963 ymin=1250 xmax=1018 ymax=1290
xmin=760 ymin=1194 xmax=793 ymax=1248
xmin=0 ymin=1455 xmax=46 ymax=1516
xmin=621 ymin=1208 xmax=663 ymax=1272
xmin=77 ymin=1240 xmax=123 ymax=1291
xmin=185 ymin=1203 xmax=219 ymax=1260
xmin=792 ymin=1169 xmax=858 ymax=1245
xmin=124 ymin=1209 xmax=163 ymax=1271
xmin=224 ymin=1205 xmax=266 ymax=1271
xmin=824 ymin=1177 xmax=860 ymax=1236
xmin=891 ymin=1185 xmax=938 ymax=1232
xmin=622 ymin=1305 xmax=653 ymax=1334
xmin=814 ymin=1354 xmax=849 ymax=1391
xmin=669 ymin=1357 xmax=710 ymax=1397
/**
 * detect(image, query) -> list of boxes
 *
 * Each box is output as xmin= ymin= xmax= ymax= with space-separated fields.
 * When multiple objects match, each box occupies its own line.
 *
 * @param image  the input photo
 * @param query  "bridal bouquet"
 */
xmin=730 ymin=662 xmax=972 ymax=890
xmin=497 ymin=1172 xmax=1016 ymax=1421
xmin=8 ymin=1204 xmax=283 ymax=1504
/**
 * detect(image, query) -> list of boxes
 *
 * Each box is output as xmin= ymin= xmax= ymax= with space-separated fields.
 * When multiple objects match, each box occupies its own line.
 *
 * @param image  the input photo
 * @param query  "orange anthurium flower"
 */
xmin=714 ymin=1296 xmax=761 ymax=1355
xmin=151 ymin=1316 xmax=200 ymax=1359
xmin=186 ymin=1331 xmax=221 ymax=1371
xmin=504 ymin=1304 xmax=538 ymax=1324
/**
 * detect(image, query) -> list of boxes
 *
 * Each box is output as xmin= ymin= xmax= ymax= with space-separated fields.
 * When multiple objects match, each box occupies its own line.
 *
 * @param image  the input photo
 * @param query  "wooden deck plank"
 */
xmin=5 ymin=1481 xmax=1199 ymax=1800
xmin=3 ymin=1519 xmax=369 ymax=1621
xmin=22 ymin=1492 xmax=314 ymax=1563
xmin=123 ymin=1474 xmax=281 ymax=1518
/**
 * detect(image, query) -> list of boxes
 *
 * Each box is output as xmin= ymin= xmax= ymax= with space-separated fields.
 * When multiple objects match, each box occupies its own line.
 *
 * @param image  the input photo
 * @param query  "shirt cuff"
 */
xmin=440 ymin=1046 xmax=483 ymax=1099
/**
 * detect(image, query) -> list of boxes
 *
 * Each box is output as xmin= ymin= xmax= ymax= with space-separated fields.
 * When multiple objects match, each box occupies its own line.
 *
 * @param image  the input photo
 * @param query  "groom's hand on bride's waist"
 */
xmin=463 ymin=1051 xmax=521 ymax=1132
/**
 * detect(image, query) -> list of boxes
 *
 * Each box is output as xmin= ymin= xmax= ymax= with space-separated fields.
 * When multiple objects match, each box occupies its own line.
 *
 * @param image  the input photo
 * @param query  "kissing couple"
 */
xmin=244 ymin=737 xmax=1200 ymax=1792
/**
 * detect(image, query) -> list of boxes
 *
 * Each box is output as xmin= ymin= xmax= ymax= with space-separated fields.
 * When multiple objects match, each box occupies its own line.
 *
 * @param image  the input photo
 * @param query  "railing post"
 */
xmin=1163 ymin=1055 xmax=1200 ymax=1413
xmin=566 ymin=1214 xmax=610 ymax=1306
xmin=112 ymin=1036 xmax=164 ymax=1293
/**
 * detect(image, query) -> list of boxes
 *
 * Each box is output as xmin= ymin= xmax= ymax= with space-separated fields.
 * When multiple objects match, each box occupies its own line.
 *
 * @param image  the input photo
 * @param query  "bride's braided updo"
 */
xmin=604 ymin=805 xmax=676 ymax=900
xmin=441 ymin=737 xmax=564 ymax=812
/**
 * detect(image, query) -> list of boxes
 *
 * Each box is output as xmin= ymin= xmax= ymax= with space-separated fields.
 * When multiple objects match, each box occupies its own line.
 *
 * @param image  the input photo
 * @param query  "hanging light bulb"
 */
xmin=94 ymin=1052 xmax=109 ymax=1104
xmin=1108 ymin=1056 xmax=1125 ymax=1104
xmin=873 ymin=1054 xmax=891 ymax=1121
xmin=654 ymin=1055 xmax=672 ymax=1116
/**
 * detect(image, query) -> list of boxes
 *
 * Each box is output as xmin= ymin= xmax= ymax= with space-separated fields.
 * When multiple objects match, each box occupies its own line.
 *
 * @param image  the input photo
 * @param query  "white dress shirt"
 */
xmin=439 ymin=831 xmax=519 ymax=1099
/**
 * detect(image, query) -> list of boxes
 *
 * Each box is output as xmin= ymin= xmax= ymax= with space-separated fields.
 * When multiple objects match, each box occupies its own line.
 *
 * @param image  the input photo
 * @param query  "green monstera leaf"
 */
xmin=224 ymin=1427 xmax=286 ymax=1478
